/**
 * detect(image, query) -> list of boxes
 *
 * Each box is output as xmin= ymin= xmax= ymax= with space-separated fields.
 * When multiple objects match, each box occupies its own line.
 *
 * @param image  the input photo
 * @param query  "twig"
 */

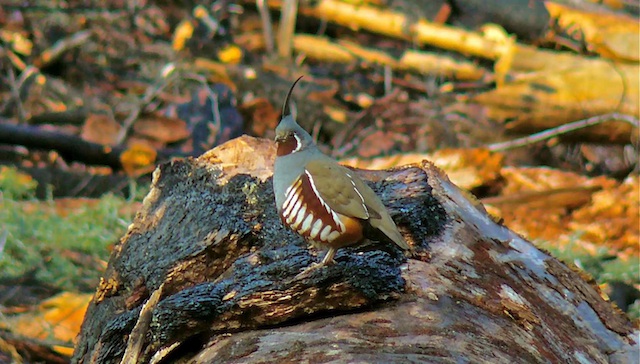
xmin=33 ymin=30 xmax=92 ymax=69
xmin=121 ymin=283 xmax=165 ymax=364
xmin=114 ymin=64 xmax=177 ymax=145
xmin=311 ymin=120 xmax=322 ymax=143
xmin=181 ymin=73 xmax=222 ymax=133
xmin=487 ymin=113 xmax=640 ymax=152
xmin=257 ymin=0 xmax=275 ymax=55
xmin=277 ymin=0 xmax=299 ymax=60
xmin=0 ymin=330 xmax=74 ymax=352
xmin=384 ymin=65 xmax=393 ymax=96
xmin=207 ymin=90 xmax=222 ymax=136
xmin=16 ymin=66 xmax=41 ymax=98
xmin=0 ymin=229 xmax=7 ymax=256
xmin=6 ymin=66 xmax=27 ymax=123
xmin=193 ymin=5 xmax=220 ymax=36
xmin=0 ymin=44 xmax=28 ymax=70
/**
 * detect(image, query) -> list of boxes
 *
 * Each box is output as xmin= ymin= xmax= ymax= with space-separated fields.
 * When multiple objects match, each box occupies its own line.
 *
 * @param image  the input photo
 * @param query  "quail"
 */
xmin=273 ymin=77 xmax=410 ymax=266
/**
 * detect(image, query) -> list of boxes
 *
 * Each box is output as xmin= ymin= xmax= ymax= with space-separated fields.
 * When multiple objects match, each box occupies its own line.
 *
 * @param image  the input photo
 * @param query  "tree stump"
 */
xmin=72 ymin=135 xmax=637 ymax=364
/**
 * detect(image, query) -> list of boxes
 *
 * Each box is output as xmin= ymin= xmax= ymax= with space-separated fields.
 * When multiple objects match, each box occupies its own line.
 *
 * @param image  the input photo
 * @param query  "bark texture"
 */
xmin=73 ymin=135 xmax=638 ymax=364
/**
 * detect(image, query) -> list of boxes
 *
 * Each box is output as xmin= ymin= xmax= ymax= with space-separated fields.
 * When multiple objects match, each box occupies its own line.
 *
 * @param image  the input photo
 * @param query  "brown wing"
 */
xmin=348 ymin=170 xmax=410 ymax=251
xmin=304 ymin=160 xmax=369 ymax=220
xmin=307 ymin=160 xmax=410 ymax=251
xmin=305 ymin=160 xmax=410 ymax=251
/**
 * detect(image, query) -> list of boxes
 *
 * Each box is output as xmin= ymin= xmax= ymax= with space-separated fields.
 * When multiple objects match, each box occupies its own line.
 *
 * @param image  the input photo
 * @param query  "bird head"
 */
xmin=275 ymin=76 xmax=315 ymax=156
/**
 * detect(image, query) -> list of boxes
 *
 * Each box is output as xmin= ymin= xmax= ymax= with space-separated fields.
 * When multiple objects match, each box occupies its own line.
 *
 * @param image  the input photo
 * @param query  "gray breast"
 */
xmin=273 ymin=148 xmax=325 ymax=211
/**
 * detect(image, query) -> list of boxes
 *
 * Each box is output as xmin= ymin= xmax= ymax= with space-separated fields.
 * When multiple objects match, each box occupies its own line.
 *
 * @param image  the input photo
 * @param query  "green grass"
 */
xmin=536 ymin=236 xmax=640 ymax=320
xmin=537 ymin=237 xmax=639 ymax=284
xmin=0 ymin=167 xmax=144 ymax=292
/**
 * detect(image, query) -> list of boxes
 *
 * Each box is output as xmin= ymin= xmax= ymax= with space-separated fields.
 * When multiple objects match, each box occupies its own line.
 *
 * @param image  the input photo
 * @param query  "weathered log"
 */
xmin=72 ymin=135 xmax=637 ymax=364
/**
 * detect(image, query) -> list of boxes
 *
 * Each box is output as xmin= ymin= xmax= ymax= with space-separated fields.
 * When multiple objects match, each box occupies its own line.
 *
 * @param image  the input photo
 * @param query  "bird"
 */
xmin=272 ymin=76 xmax=411 ymax=267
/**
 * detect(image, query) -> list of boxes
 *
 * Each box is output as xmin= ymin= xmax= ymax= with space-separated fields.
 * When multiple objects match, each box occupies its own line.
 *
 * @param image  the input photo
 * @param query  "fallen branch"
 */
xmin=72 ymin=135 xmax=637 ymax=364
xmin=487 ymin=112 xmax=640 ymax=151
xmin=0 ymin=122 xmax=124 ymax=169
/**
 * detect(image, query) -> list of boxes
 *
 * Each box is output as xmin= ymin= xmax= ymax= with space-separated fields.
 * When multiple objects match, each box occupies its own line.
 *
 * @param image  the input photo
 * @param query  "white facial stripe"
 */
xmin=292 ymin=134 xmax=302 ymax=153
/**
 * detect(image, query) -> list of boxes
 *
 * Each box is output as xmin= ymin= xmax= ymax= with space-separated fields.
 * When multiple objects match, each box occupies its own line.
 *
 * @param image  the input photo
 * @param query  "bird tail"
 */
xmin=370 ymin=213 xmax=411 ymax=251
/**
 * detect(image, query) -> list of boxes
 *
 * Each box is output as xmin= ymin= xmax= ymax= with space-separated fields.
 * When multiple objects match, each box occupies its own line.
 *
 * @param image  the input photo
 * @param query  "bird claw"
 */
xmin=294 ymin=261 xmax=326 ymax=280
xmin=293 ymin=247 xmax=338 ymax=279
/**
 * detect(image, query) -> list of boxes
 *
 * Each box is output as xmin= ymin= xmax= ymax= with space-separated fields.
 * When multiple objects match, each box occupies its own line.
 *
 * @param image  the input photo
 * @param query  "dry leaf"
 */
xmin=341 ymin=149 xmax=504 ymax=191
xmin=485 ymin=167 xmax=634 ymax=259
xmin=132 ymin=115 xmax=190 ymax=144
xmin=172 ymin=20 xmax=194 ymax=51
xmin=120 ymin=142 xmax=158 ymax=177
xmin=80 ymin=113 xmax=121 ymax=145
xmin=3 ymin=292 xmax=93 ymax=356
xmin=217 ymin=44 xmax=243 ymax=64
xmin=429 ymin=149 xmax=504 ymax=191
xmin=240 ymin=97 xmax=280 ymax=137
xmin=570 ymin=176 xmax=639 ymax=258
xmin=0 ymin=29 xmax=33 ymax=56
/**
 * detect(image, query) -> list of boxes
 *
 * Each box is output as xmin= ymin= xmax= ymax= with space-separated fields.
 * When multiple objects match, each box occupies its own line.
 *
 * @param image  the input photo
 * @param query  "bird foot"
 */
xmin=293 ymin=248 xmax=337 ymax=280
xmin=294 ymin=261 xmax=326 ymax=280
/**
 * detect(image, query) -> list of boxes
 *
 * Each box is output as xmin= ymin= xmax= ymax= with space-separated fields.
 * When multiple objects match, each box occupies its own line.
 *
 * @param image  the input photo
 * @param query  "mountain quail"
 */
xmin=273 ymin=77 xmax=410 ymax=266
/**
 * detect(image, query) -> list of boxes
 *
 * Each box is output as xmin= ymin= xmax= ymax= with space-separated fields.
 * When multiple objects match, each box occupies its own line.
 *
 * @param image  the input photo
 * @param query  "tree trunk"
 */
xmin=72 ymin=135 xmax=638 ymax=364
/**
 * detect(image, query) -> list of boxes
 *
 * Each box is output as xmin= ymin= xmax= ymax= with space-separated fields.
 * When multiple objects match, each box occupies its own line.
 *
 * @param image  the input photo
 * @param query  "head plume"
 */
xmin=282 ymin=75 xmax=304 ymax=118
xmin=275 ymin=76 xmax=315 ymax=155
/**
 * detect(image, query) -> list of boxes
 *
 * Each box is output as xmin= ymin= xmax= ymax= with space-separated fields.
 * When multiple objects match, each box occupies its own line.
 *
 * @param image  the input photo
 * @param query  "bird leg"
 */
xmin=321 ymin=248 xmax=337 ymax=265
xmin=294 ymin=248 xmax=337 ymax=280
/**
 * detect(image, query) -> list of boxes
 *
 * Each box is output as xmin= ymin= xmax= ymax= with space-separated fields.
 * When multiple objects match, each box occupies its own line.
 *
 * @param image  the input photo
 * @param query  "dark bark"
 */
xmin=72 ymin=135 xmax=638 ymax=364
xmin=28 ymin=109 xmax=89 ymax=126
